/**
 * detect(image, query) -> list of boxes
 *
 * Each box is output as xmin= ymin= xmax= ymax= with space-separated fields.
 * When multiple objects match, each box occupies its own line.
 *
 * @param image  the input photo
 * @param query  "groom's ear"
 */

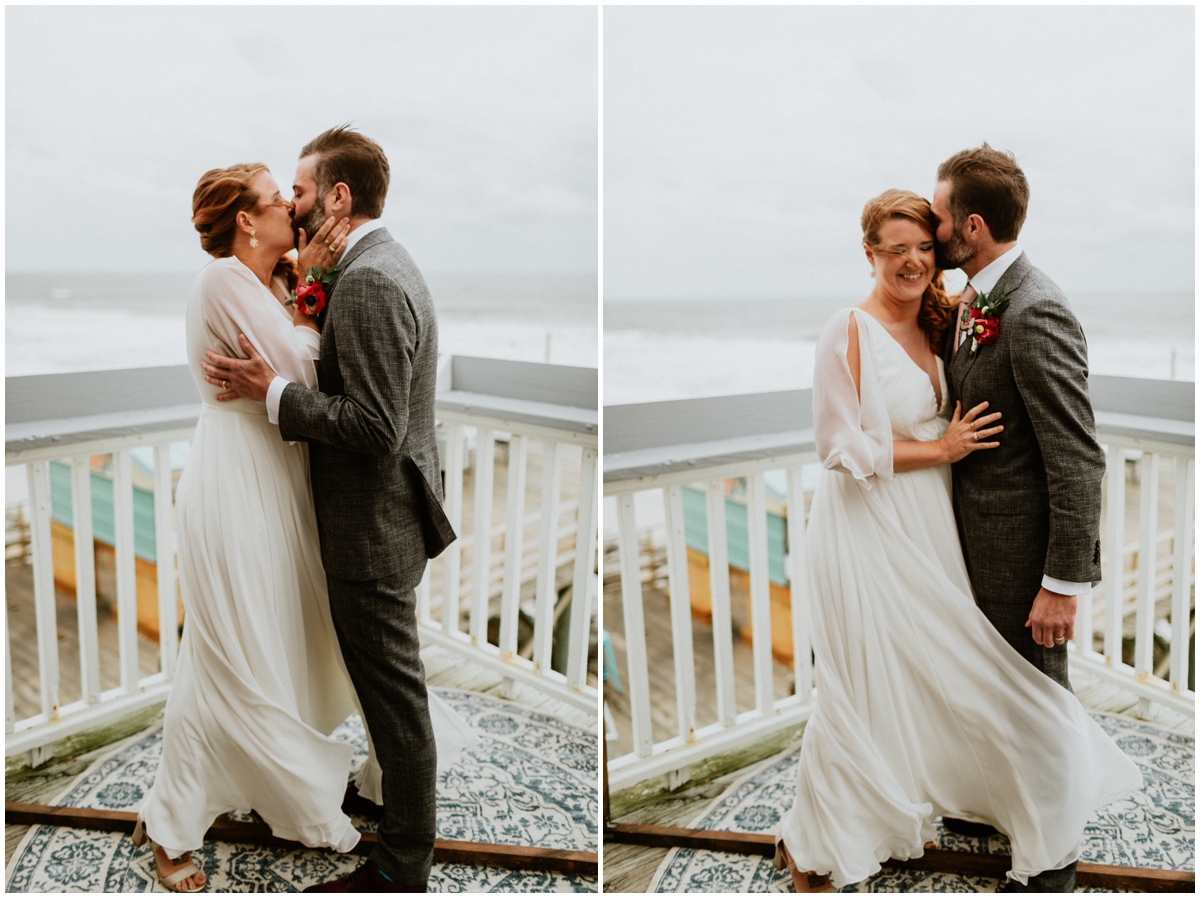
xmin=328 ymin=182 xmax=354 ymax=218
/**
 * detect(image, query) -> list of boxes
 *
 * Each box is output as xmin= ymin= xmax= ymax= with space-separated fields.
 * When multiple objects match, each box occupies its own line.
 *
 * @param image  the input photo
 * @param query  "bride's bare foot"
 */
xmin=151 ymin=843 xmax=207 ymax=892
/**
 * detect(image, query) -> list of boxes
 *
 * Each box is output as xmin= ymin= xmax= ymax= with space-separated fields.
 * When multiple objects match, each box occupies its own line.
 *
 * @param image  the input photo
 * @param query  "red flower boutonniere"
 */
xmin=286 ymin=265 xmax=343 ymax=317
xmin=961 ymin=289 xmax=1012 ymax=356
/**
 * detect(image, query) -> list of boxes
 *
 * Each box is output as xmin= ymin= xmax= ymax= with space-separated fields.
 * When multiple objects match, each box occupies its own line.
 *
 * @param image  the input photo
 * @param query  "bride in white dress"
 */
xmin=774 ymin=190 xmax=1141 ymax=892
xmin=135 ymin=164 xmax=475 ymax=891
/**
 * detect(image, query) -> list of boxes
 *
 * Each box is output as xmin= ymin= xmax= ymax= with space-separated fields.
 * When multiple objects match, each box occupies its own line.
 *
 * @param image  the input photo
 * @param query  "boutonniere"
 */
xmin=961 ymin=289 xmax=1012 ymax=356
xmin=286 ymin=265 xmax=343 ymax=317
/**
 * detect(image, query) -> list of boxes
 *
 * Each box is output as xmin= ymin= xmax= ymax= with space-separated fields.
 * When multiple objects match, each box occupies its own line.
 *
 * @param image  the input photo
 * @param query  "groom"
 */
xmin=934 ymin=144 xmax=1105 ymax=893
xmin=203 ymin=125 xmax=456 ymax=892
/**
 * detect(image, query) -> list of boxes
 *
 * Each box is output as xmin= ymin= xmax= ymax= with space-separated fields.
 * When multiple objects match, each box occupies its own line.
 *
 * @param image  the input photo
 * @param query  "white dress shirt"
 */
xmin=962 ymin=243 xmax=1090 ymax=600
xmin=265 ymin=219 xmax=385 ymax=423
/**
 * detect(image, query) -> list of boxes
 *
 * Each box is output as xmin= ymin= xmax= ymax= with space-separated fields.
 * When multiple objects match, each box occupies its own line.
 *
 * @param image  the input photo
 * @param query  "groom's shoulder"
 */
xmin=1006 ymin=258 xmax=1071 ymax=316
xmin=344 ymin=235 xmax=432 ymax=304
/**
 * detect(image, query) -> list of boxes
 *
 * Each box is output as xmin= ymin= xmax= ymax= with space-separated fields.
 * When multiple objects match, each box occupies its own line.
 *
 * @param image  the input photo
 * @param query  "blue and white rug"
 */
xmin=650 ymin=711 xmax=1193 ymax=893
xmin=5 ymin=688 xmax=598 ymax=893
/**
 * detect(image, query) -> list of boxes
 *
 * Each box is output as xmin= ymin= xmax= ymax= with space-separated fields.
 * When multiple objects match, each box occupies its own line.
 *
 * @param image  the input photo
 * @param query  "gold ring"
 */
xmin=222 ymin=380 xmax=229 ymax=390
xmin=1054 ymin=635 xmax=1066 ymax=644
xmin=973 ymin=431 xmax=980 ymax=441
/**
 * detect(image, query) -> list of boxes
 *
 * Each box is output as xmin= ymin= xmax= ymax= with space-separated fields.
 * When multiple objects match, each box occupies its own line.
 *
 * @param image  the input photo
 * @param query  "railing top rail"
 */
xmin=6 ymin=356 xmax=598 ymax=458
xmin=604 ymin=376 xmax=1194 ymax=484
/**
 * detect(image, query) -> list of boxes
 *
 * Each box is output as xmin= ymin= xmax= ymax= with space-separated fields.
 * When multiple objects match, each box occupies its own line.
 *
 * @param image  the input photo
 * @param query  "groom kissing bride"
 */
xmin=134 ymin=125 xmax=476 ymax=893
xmin=772 ymin=144 xmax=1142 ymax=893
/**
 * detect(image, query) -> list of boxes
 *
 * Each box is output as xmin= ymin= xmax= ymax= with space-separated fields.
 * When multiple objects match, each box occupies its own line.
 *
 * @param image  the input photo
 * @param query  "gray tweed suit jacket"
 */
xmin=279 ymin=227 xmax=456 ymax=580
xmin=944 ymin=253 xmax=1104 ymax=608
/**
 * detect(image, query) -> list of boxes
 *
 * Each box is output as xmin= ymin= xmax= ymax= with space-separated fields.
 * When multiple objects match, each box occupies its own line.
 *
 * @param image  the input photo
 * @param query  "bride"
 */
xmin=773 ymin=189 xmax=1141 ymax=892
xmin=134 ymin=164 xmax=475 ymax=891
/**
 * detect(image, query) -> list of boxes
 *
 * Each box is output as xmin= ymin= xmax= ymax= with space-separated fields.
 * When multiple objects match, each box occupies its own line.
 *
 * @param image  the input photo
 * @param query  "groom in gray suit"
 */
xmin=934 ymin=144 xmax=1105 ymax=893
xmin=203 ymin=126 xmax=455 ymax=892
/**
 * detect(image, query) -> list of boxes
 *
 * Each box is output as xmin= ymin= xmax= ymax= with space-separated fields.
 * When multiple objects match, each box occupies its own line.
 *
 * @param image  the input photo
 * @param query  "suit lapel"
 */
xmin=948 ymin=252 xmax=1032 ymax=392
xmin=319 ymin=227 xmax=394 ymax=328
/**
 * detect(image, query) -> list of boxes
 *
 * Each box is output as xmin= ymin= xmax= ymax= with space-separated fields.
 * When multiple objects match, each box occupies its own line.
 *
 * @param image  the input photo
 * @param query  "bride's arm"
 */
xmin=893 ymin=401 xmax=1002 ymax=472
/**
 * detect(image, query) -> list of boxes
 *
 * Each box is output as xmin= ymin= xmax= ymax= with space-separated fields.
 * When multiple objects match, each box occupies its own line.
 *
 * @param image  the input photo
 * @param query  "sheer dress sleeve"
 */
xmin=200 ymin=259 xmax=319 ymax=391
xmin=811 ymin=308 xmax=893 ymax=487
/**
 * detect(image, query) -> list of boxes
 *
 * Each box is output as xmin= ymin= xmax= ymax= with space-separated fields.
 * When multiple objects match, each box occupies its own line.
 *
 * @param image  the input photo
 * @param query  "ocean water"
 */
xmin=604 ymin=292 xmax=1195 ymax=406
xmin=5 ymin=271 xmax=598 ymax=378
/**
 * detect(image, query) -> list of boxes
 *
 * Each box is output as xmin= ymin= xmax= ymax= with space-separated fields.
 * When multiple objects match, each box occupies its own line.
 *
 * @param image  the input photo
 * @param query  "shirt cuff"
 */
xmin=266 ymin=376 xmax=290 ymax=425
xmin=1042 ymin=574 xmax=1090 ymax=597
xmin=295 ymin=325 xmax=321 ymax=361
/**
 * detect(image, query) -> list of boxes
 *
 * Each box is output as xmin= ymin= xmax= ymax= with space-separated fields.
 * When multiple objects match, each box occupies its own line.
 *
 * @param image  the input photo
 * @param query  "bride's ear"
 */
xmin=235 ymin=210 xmax=254 ymax=234
xmin=863 ymin=241 xmax=876 ymax=272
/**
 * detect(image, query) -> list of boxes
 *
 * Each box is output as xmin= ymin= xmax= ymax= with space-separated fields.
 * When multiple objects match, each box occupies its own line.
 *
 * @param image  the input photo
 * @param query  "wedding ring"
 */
xmin=1054 ymin=634 xmax=1066 ymax=644
xmin=222 ymin=380 xmax=229 ymax=390
xmin=973 ymin=431 xmax=980 ymax=441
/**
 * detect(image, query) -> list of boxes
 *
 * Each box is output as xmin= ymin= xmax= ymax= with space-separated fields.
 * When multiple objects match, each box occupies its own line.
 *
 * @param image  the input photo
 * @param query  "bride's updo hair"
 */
xmin=191 ymin=163 xmax=298 ymax=290
xmin=861 ymin=189 xmax=958 ymax=349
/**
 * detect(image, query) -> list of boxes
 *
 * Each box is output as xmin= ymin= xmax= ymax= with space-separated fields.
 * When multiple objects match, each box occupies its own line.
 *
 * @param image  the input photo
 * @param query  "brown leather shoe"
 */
xmin=302 ymin=859 xmax=425 ymax=893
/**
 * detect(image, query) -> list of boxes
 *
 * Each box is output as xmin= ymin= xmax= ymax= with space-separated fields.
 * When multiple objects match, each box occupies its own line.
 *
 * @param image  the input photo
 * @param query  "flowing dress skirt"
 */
xmin=140 ymin=405 xmax=362 ymax=856
xmin=776 ymin=464 xmax=1142 ymax=887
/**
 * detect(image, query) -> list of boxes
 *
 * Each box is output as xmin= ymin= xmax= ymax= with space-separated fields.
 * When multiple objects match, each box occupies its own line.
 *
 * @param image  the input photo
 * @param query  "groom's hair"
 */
xmin=936 ymin=144 xmax=1029 ymax=243
xmin=300 ymin=125 xmax=390 ymax=220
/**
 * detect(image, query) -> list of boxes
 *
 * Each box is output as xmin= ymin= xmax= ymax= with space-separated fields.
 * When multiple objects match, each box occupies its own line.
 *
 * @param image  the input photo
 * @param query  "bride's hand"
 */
xmin=296 ymin=217 xmax=351 ymax=271
xmin=939 ymin=401 xmax=1003 ymax=463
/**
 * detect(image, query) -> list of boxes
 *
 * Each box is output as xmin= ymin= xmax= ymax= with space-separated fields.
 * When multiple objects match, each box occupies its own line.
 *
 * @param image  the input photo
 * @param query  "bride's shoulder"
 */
xmin=817 ymin=307 xmax=865 ymax=342
xmin=197 ymin=256 xmax=254 ymax=293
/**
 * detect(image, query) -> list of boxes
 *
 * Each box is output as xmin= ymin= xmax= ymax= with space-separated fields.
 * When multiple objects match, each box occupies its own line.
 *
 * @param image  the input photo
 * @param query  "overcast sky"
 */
xmin=6 ymin=5 xmax=597 ymax=275
xmin=605 ymin=5 xmax=1194 ymax=300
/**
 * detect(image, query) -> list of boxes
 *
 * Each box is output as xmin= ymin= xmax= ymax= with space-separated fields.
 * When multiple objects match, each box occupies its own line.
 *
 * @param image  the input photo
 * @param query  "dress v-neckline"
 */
xmin=852 ymin=308 xmax=945 ymax=413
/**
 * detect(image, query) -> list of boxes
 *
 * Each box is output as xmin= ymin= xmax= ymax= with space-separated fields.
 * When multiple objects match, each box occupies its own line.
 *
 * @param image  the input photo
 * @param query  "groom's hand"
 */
xmin=202 ymin=334 xmax=276 ymax=403
xmin=1025 ymin=587 xmax=1077 ymax=649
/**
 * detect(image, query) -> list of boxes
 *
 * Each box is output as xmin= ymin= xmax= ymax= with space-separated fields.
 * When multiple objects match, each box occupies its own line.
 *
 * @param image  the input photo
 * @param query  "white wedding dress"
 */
xmin=776 ymin=308 xmax=1141 ymax=888
xmin=139 ymin=256 xmax=476 ymax=859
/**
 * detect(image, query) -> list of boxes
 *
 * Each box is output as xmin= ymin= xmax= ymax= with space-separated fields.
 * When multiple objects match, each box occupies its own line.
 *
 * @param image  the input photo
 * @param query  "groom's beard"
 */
xmin=291 ymin=206 xmax=327 ymax=250
xmin=935 ymin=221 xmax=974 ymax=271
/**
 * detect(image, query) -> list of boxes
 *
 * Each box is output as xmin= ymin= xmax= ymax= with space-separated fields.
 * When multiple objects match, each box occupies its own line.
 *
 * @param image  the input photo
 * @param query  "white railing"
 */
xmin=603 ymin=377 xmax=1194 ymax=793
xmin=5 ymin=356 xmax=598 ymax=764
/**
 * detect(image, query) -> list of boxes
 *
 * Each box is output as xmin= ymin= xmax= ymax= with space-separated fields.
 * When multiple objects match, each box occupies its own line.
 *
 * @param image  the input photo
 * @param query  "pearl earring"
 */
xmin=249 ymin=230 xmax=258 ymax=249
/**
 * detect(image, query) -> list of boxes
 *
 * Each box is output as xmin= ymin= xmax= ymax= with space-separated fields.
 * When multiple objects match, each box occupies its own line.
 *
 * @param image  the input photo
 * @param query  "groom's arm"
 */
xmin=1009 ymin=296 xmax=1105 ymax=586
xmin=278 ymin=267 xmax=415 ymax=457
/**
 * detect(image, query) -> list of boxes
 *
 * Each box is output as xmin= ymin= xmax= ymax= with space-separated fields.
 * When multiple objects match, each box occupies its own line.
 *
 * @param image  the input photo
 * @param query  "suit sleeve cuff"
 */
xmin=266 ymin=376 xmax=290 ymax=425
xmin=1042 ymin=574 xmax=1090 ymax=597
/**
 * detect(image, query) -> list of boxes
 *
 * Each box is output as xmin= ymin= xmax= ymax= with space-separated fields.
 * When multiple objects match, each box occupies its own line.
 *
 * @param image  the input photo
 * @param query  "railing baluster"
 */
xmin=706 ymin=480 xmax=737 ymax=727
xmin=663 ymin=484 xmax=696 ymax=742
xmin=566 ymin=448 xmax=598 ymax=690
xmin=469 ymin=428 xmax=496 ymax=646
xmin=1170 ymin=457 xmax=1194 ymax=694
xmin=1134 ymin=452 xmax=1160 ymax=679
xmin=29 ymin=461 xmax=60 ymax=720
xmin=5 ymin=597 xmax=14 ymax=733
xmin=441 ymin=423 xmax=465 ymax=634
xmin=532 ymin=441 xmax=563 ymax=672
xmin=746 ymin=473 xmax=774 ymax=714
xmin=499 ymin=435 xmax=528 ymax=659
xmin=786 ymin=465 xmax=814 ymax=698
xmin=617 ymin=492 xmax=653 ymax=757
xmin=112 ymin=451 xmax=139 ymax=692
xmin=152 ymin=444 xmax=178 ymax=678
xmin=71 ymin=457 xmax=101 ymax=703
xmin=1104 ymin=444 xmax=1127 ymax=664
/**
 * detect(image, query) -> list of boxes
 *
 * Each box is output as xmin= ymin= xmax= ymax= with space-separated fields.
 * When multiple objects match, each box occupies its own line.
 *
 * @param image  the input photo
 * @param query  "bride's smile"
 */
xmin=864 ymin=217 xmax=935 ymax=306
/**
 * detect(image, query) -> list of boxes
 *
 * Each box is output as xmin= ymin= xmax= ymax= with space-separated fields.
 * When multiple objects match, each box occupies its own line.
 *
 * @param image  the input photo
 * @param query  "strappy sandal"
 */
xmin=132 ymin=818 xmax=207 ymax=892
xmin=774 ymin=840 xmax=834 ymax=893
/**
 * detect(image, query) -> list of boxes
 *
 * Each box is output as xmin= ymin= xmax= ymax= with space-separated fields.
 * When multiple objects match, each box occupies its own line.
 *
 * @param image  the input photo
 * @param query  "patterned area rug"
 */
xmin=5 ymin=688 xmax=597 ymax=893
xmin=650 ymin=711 xmax=1193 ymax=893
